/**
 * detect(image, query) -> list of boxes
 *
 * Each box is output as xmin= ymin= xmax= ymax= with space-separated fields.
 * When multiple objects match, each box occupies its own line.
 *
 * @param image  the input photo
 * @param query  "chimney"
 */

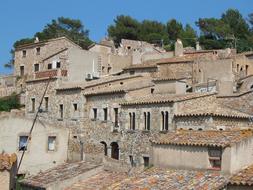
xmin=196 ymin=41 xmax=201 ymax=51
xmin=175 ymin=39 xmax=183 ymax=57
xmin=34 ymin=37 xmax=39 ymax=43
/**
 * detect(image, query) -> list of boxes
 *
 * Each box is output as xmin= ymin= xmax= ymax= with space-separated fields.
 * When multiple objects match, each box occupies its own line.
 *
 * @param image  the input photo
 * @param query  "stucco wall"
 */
xmin=152 ymin=144 xmax=210 ymax=170
xmin=68 ymin=49 xmax=99 ymax=82
xmin=0 ymin=116 xmax=69 ymax=175
xmin=0 ymin=170 xmax=10 ymax=190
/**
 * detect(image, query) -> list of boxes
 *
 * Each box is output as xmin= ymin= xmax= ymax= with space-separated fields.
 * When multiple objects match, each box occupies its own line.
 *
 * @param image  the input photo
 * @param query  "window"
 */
xmin=19 ymin=136 xmax=28 ymax=151
xmin=208 ymin=148 xmax=222 ymax=170
xmin=129 ymin=112 xmax=136 ymax=130
xmin=103 ymin=108 xmax=108 ymax=121
xmin=20 ymin=66 xmax=24 ymax=76
xmin=144 ymin=112 xmax=151 ymax=130
xmin=107 ymin=66 xmax=111 ymax=74
xmin=59 ymin=104 xmax=63 ymax=119
xmin=143 ymin=157 xmax=149 ymax=167
xmin=44 ymin=97 xmax=49 ymax=111
xmin=56 ymin=61 xmax=61 ymax=68
xmin=114 ymin=108 xmax=119 ymax=127
xmin=237 ymin=64 xmax=239 ymax=72
xmin=36 ymin=47 xmax=40 ymax=55
xmin=246 ymin=65 xmax=249 ymax=76
xmin=129 ymin=155 xmax=134 ymax=167
xmin=34 ymin=64 xmax=39 ymax=72
xmin=31 ymin=98 xmax=35 ymax=113
xmin=22 ymin=50 xmax=26 ymax=58
xmin=73 ymin=103 xmax=78 ymax=111
xmin=48 ymin=136 xmax=56 ymax=151
xmin=151 ymin=88 xmax=155 ymax=94
xmin=48 ymin=63 xmax=52 ymax=70
xmin=161 ymin=111 xmax=169 ymax=131
xmin=93 ymin=108 xmax=97 ymax=120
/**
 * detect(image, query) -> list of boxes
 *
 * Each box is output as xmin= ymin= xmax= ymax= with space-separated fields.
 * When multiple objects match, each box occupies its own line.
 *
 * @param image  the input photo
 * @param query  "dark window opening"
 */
xmin=73 ymin=103 xmax=78 ymax=111
xmin=246 ymin=65 xmax=249 ymax=76
xmin=36 ymin=47 xmax=40 ymax=55
xmin=56 ymin=61 xmax=61 ymax=68
xmin=129 ymin=112 xmax=136 ymax=130
xmin=208 ymin=148 xmax=222 ymax=170
xmin=48 ymin=136 xmax=56 ymax=151
xmin=34 ymin=64 xmax=39 ymax=72
xmin=31 ymin=98 xmax=35 ymax=113
xmin=20 ymin=66 xmax=24 ymax=76
xmin=161 ymin=111 xmax=169 ymax=131
xmin=93 ymin=108 xmax=97 ymax=120
xmin=22 ymin=50 xmax=26 ymax=58
xmin=151 ymin=88 xmax=155 ymax=94
xmin=103 ymin=108 xmax=108 ymax=121
xmin=48 ymin=63 xmax=52 ymax=70
xmin=130 ymin=71 xmax=135 ymax=75
xmin=129 ymin=155 xmax=134 ymax=167
xmin=114 ymin=108 xmax=119 ymax=127
xmin=19 ymin=136 xmax=28 ymax=151
xmin=111 ymin=142 xmax=119 ymax=160
xmin=59 ymin=104 xmax=63 ymax=119
xmin=144 ymin=112 xmax=151 ymax=130
xmin=44 ymin=97 xmax=49 ymax=111
xmin=100 ymin=141 xmax=107 ymax=156
xmin=143 ymin=157 xmax=149 ymax=167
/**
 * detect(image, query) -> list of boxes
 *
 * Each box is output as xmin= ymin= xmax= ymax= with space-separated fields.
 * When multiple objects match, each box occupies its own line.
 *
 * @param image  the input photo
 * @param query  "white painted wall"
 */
xmin=0 ymin=115 xmax=69 ymax=175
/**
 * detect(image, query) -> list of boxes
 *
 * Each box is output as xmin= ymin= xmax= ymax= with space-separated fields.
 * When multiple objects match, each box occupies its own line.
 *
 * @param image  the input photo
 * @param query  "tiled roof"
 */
xmin=56 ymin=75 xmax=143 ymax=91
xmin=20 ymin=162 xmax=101 ymax=188
xmin=152 ymin=77 xmax=188 ymax=81
xmin=84 ymin=79 xmax=154 ymax=96
xmin=123 ymin=62 xmax=157 ymax=70
xmin=156 ymin=56 xmax=194 ymax=65
xmin=113 ymin=168 xmax=227 ymax=190
xmin=229 ymin=164 xmax=253 ymax=186
xmin=175 ymin=104 xmax=251 ymax=119
xmin=151 ymin=130 xmax=253 ymax=148
xmin=66 ymin=168 xmax=227 ymax=190
xmin=120 ymin=92 xmax=215 ymax=105
xmin=0 ymin=153 xmax=17 ymax=170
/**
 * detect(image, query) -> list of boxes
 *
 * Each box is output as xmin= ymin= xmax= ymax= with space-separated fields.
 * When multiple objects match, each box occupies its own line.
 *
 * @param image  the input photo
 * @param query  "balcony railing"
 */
xmin=34 ymin=69 xmax=68 ymax=79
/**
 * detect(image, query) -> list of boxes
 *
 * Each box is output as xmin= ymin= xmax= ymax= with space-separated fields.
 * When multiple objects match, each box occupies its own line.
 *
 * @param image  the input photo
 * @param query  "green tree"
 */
xmin=166 ymin=19 xmax=183 ymax=41
xmin=179 ymin=24 xmax=197 ymax=47
xmin=108 ymin=15 xmax=141 ymax=46
xmin=139 ymin=20 xmax=169 ymax=45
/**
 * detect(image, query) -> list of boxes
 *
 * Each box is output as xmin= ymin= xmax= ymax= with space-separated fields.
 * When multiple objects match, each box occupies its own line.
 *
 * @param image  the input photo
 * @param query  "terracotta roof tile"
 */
xmin=20 ymin=162 xmax=101 ymax=188
xmin=121 ymin=92 xmax=215 ymax=105
xmin=151 ymin=130 xmax=253 ymax=148
xmin=66 ymin=168 xmax=227 ymax=190
xmin=229 ymin=164 xmax=253 ymax=186
xmin=0 ymin=153 xmax=17 ymax=170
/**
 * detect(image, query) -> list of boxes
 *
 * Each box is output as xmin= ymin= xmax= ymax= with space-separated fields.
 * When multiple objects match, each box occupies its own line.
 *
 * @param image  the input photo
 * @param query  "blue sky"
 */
xmin=0 ymin=0 xmax=252 ymax=74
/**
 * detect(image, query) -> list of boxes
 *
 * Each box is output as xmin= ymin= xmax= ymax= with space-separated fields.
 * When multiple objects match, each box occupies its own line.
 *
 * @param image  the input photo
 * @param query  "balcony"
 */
xmin=34 ymin=69 xmax=68 ymax=79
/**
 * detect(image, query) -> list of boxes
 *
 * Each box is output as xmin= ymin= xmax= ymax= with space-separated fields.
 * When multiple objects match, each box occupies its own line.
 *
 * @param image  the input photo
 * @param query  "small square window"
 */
xmin=34 ymin=64 xmax=39 ymax=72
xmin=19 ymin=136 xmax=28 ymax=151
xmin=22 ymin=50 xmax=26 ymax=58
xmin=48 ymin=64 xmax=52 ymax=70
xmin=48 ymin=136 xmax=56 ymax=151
xmin=56 ymin=61 xmax=61 ymax=68
xmin=36 ymin=47 xmax=40 ymax=55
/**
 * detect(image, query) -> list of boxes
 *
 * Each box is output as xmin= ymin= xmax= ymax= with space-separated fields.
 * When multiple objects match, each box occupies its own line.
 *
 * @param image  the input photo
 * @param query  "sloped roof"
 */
xmin=152 ymin=130 xmax=253 ymax=148
xmin=20 ymin=162 xmax=101 ymax=188
xmin=0 ymin=153 xmax=17 ymax=170
xmin=120 ymin=92 xmax=215 ymax=106
xmin=68 ymin=168 xmax=227 ymax=190
xmin=229 ymin=164 xmax=253 ymax=186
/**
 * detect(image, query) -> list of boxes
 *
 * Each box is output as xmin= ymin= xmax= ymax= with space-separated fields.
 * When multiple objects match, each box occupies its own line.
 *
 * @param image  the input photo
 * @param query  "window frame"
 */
xmin=47 ymin=136 xmax=57 ymax=151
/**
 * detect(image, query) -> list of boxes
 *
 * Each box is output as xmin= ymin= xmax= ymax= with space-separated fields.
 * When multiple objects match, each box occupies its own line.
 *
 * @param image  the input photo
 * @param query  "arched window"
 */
xmin=100 ymin=141 xmax=107 ymax=156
